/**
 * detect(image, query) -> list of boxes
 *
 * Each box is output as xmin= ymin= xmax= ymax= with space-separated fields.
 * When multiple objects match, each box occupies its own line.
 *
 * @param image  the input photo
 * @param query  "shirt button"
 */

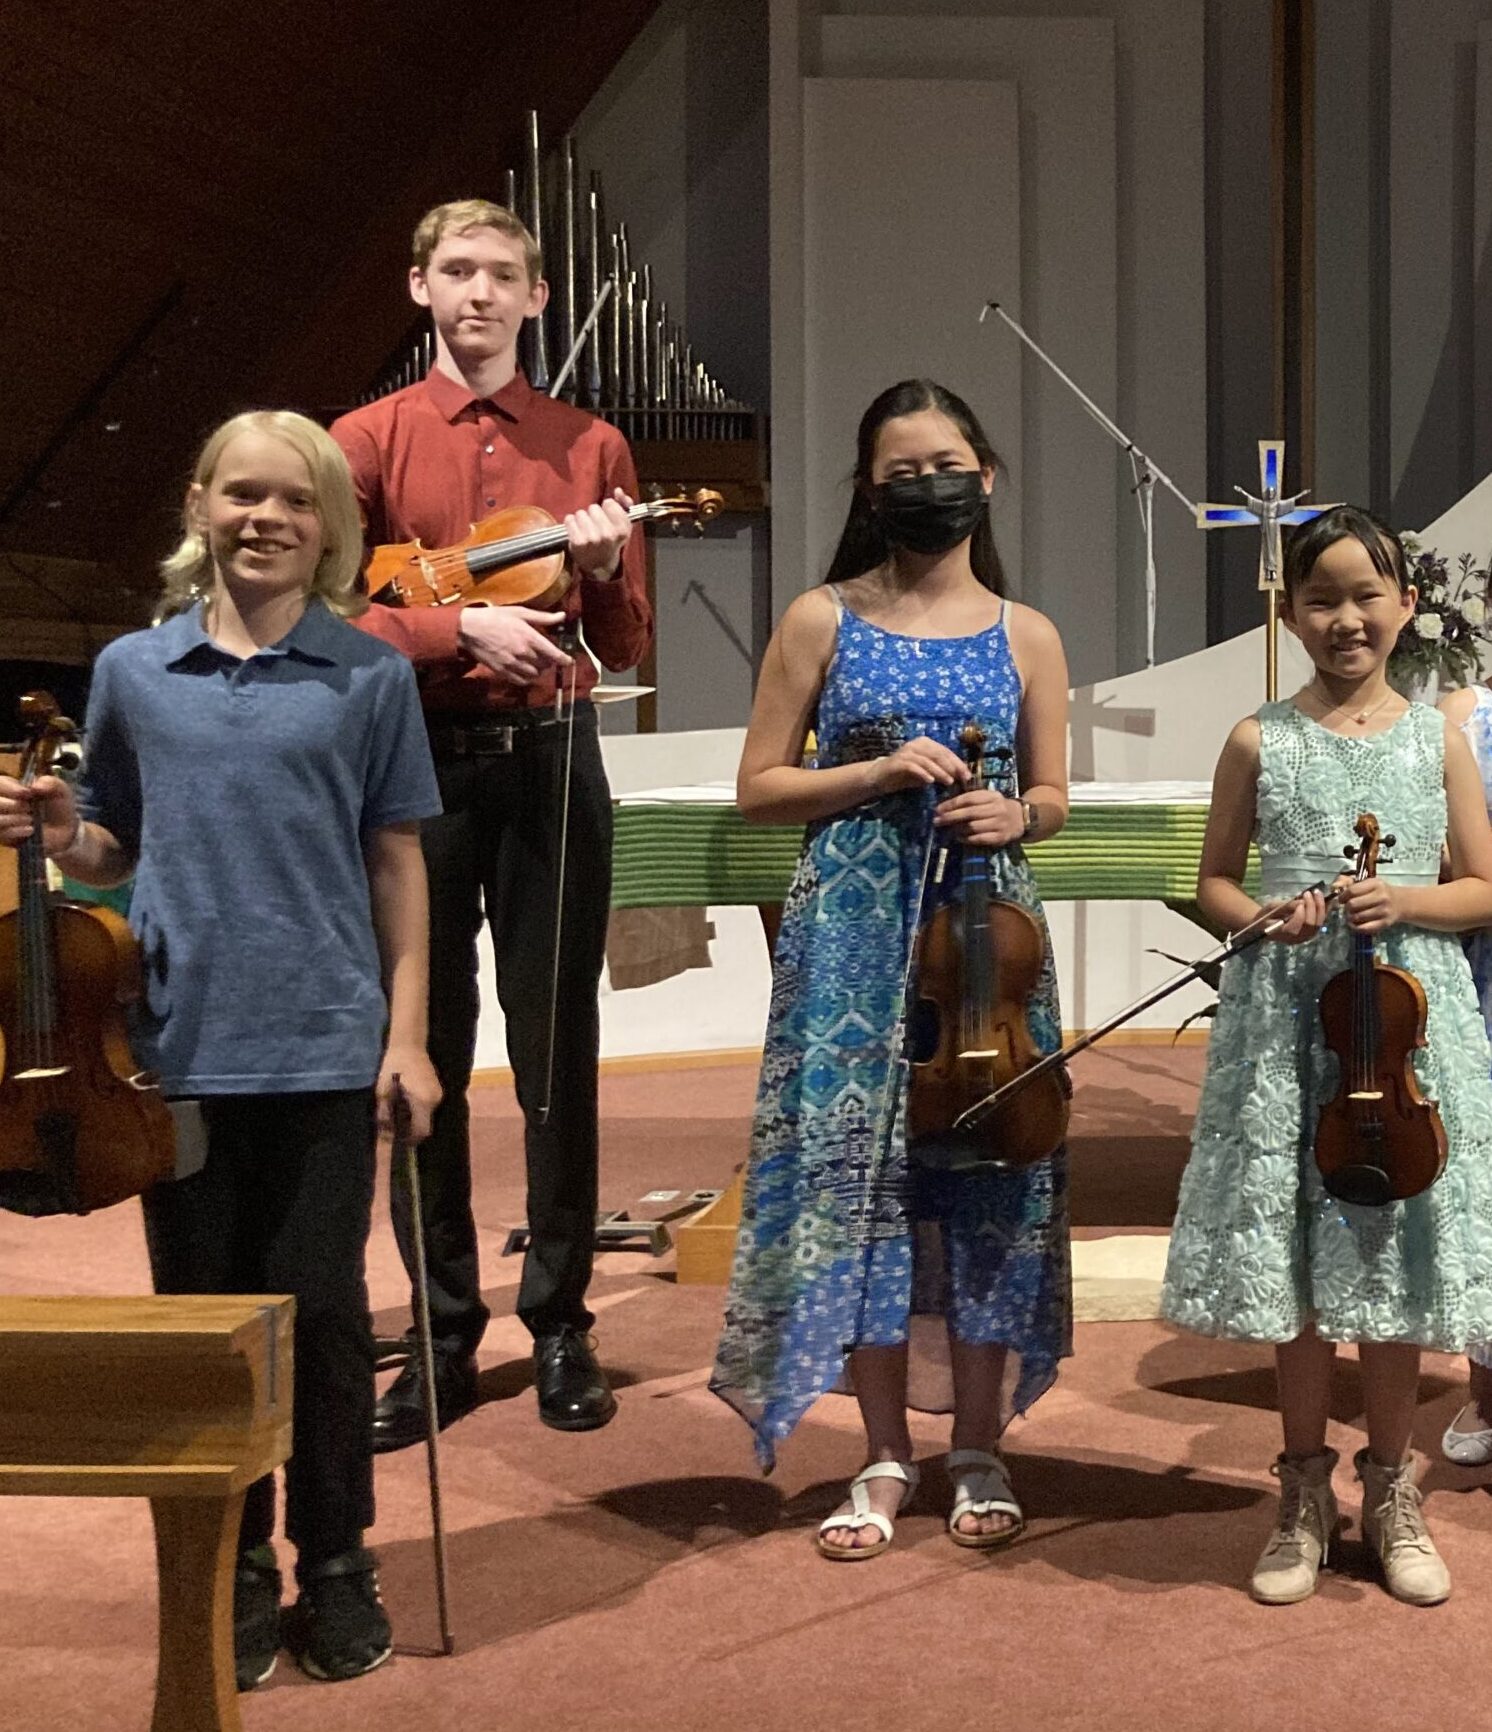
xmin=485 ymin=497 xmax=496 ymax=507
xmin=484 ymin=444 xmax=494 ymax=455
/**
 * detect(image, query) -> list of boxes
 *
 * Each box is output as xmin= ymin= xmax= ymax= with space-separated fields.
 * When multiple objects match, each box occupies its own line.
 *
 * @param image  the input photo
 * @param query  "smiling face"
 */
xmin=410 ymin=223 xmax=548 ymax=370
xmin=1282 ymin=533 xmax=1415 ymax=681
xmin=868 ymin=407 xmax=994 ymax=492
xmin=190 ymin=430 xmax=324 ymax=603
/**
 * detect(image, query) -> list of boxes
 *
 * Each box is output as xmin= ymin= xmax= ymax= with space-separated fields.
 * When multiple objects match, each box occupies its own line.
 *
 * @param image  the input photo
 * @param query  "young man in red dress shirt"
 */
xmin=331 ymin=199 xmax=649 ymax=1444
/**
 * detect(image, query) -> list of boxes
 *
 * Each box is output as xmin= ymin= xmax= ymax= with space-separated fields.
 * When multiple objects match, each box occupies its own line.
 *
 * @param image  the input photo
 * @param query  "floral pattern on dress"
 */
xmin=710 ymin=595 xmax=1071 ymax=1470
xmin=1161 ymin=700 xmax=1492 ymax=1348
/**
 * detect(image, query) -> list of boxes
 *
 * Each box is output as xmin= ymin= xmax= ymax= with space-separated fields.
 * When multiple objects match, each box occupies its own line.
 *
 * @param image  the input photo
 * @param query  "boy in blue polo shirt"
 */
xmin=0 ymin=410 xmax=442 ymax=1688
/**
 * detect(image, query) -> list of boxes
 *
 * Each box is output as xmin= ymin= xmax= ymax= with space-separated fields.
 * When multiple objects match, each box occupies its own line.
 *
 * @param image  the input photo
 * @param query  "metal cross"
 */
xmin=1196 ymin=441 xmax=1340 ymax=697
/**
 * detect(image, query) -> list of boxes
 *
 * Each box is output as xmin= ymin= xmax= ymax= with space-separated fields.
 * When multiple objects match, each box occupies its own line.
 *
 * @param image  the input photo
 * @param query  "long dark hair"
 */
xmin=1282 ymin=504 xmax=1409 ymax=599
xmin=822 ymin=379 xmax=1007 ymax=594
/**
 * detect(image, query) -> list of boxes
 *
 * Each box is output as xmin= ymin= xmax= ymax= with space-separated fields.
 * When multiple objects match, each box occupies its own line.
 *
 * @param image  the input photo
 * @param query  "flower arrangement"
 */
xmin=1388 ymin=540 xmax=1492 ymax=695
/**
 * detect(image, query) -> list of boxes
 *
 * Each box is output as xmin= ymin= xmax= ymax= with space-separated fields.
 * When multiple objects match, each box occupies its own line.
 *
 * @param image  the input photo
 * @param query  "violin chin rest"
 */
xmin=1322 ymin=1162 xmax=1393 ymax=1208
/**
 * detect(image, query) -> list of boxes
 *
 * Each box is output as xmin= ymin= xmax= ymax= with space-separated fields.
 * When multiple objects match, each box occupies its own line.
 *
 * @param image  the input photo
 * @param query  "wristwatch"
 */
xmin=1019 ymin=798 xmax=1037 ymax=840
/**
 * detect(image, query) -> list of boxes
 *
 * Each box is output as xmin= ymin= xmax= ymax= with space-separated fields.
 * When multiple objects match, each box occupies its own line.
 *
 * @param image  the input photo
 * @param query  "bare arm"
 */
xmin=736 ymin=590 xmax=968 ymax=824
xmin=936 ymin=602 xmax=1071 ymax=847
xmin=1013 ymin=608 xmax=1070 ymax=845
xmin=365 ymin=821 xmax=442 ymax=1142
xmin=1196 ymin=718 xmax=1298 ymax=936
xmin=1347 ymin=718 xmax=1492 ymax=933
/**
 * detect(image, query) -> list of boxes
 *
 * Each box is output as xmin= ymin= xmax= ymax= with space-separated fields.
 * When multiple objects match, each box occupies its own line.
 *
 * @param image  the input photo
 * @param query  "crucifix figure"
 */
xmin=1196 ymin=441 xmax=1339 ymax=699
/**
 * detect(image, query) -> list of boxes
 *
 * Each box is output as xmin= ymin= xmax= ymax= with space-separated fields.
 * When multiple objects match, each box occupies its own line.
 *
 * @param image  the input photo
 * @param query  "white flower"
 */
xmin=1463 ymin=596 xmax=1486 ymax=626
xmin=1416 ymin=613 xmax=1445 ymax=639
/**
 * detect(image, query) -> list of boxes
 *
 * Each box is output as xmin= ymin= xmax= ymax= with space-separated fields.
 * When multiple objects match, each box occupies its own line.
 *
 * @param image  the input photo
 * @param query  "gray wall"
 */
xmin=579 ymin=0 xmax=1492 ymax=724
xmin=1314 ymin=0 xmax=1492 ymax=543
xmin=773 ymin=0 xmax=1209 ymax=685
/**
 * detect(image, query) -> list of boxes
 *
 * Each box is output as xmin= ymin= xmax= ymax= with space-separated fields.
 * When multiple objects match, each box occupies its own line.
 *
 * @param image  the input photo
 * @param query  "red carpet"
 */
xmin=3 ymin=1046 xmax=1491 ymax=1732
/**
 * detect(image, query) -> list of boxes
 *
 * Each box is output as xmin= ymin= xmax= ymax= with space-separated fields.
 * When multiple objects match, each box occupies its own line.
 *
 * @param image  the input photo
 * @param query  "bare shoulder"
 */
xmin=1003 ymin=598 xmax=1062 ymax=654
xmin=1219 ymin=713 xmax=1263 ymax=772
xmin=773 ymin=586 xmax=840 ymax=668
xmin=1438 ymin=685 xmax=1479 ymax=728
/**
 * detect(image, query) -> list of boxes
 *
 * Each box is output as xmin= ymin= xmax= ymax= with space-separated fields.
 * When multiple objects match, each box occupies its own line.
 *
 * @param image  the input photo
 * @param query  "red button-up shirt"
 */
xmin=331 ymin=367 xmax=652 ymax=713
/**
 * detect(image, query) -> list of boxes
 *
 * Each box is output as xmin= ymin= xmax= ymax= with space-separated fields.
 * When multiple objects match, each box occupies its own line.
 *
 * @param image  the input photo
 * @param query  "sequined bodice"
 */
xmin=1255 ymin=700 xmax=1445 ymax=896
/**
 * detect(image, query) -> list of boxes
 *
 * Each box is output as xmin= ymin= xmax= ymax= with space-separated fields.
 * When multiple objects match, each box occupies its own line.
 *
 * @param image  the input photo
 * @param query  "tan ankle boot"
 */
xmin=1355 ymin=1448 xmax=1450 ymax=1606
xmin=1250 ymin=1448 xmax=1340 ymax=1604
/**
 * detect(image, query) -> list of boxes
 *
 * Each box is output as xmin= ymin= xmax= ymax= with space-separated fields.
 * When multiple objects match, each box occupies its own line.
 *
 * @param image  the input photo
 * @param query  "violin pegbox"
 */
xmin=1345 ymin=811 xmax=1393 ymax=881
xmin=17 ymin=692 xmax=76 ymax=786
xmin=643 ymin=484 xmax=725 ymax=536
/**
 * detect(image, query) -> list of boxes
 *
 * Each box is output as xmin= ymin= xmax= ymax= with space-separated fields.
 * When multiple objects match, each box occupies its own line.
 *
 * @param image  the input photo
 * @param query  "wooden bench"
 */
xmin=0 ymin=1295 xmax=293 ymax=1731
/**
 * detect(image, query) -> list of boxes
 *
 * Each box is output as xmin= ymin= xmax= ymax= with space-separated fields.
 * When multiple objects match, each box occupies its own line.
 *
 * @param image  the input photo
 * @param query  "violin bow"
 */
xmin=535 ymin=633 xmax=581 ymax=1128
xmin=389 ymin=1075 xmax=455 ymax=1653
xmin=950 ymin=880 xmax=1343 ymax=1133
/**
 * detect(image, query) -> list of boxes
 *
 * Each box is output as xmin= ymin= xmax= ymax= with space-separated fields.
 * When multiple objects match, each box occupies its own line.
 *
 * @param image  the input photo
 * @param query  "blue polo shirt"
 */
xmin=77 ymin=599 xmax=441 ymax=1095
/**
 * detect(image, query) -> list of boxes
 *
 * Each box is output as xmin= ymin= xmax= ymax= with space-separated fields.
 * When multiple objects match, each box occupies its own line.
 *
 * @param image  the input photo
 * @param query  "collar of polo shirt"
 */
xmin=161 ymin=596 xmax=341 ymax=668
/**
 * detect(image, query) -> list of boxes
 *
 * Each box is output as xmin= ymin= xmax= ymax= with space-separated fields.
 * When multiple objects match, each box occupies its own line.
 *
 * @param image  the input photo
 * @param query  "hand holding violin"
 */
xmin=0 ymin=772 xmax=78 ymax=857
xmin=1334 ymin=872 xmax=1401 ymax=935
xmin=565 ymin=487 xmax=635 ymax=581
xmin=933 ymin=787 xmax=1026 ymax=847
xmin=871 ymin=736 xmax=970 ymax=796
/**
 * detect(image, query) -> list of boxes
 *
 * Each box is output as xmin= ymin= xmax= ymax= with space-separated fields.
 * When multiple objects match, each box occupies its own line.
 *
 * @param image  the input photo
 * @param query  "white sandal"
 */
xmin=1442 ymin=1402 xmax=1492 ymax=1466
xmin=816 ymin=1460 xmax=919 ymax=1561
xmin=947 ymin=1448 xmax=1025 ymax=1549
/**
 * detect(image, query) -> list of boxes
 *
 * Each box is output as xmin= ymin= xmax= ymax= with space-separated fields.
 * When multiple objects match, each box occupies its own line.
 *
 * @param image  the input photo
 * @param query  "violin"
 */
xmin=1314 ymin=811 xmax=1447 ymax=1206
xmin=0 ymin=693 xmax=175 ymax=1215
xmin=906 ymin=723 xmax=1069 ymax=1171
xmin=365 ymin=488 xmax=725 ymax=609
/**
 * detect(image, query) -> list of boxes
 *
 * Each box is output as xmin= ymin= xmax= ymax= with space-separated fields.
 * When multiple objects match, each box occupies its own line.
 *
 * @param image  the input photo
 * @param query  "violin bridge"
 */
xmin=15 ymin=1065 xmax=71 ymax=1081
xmin=1347 ymin=1088 xmax=1385 ymax=1102
xmin=958 ymin=1047 xmax=1002 ymax=1061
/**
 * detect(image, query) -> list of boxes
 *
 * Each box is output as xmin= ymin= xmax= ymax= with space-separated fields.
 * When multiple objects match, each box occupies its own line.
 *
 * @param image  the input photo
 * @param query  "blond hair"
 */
xmin=157 ymin=411 xmax=367 ymax=623
xmin=411 ymin=199 xmax=542 ymax=282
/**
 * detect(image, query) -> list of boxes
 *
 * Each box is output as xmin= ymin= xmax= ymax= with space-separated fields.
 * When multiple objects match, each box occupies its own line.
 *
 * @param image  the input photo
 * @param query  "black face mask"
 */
xmin=873 ymin=470 xmax=989 ymax=555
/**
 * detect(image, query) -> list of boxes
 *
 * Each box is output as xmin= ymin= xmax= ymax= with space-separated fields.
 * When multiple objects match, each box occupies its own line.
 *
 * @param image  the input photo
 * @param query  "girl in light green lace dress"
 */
xmin=1160 ymin=506 xmax=1492 ymax=1610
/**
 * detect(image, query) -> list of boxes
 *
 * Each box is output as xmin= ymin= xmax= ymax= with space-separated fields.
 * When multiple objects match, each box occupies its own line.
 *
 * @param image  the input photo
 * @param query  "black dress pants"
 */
xmin=396 ymin=703 xmax=612 ymax=1356
xmin=141 ymin=1089 xmax=377 ymax=1570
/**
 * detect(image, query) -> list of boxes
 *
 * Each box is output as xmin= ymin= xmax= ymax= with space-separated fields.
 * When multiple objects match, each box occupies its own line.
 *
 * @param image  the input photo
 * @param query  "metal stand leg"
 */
xmin=392 ymin=1083 xmax=455 ymax=1655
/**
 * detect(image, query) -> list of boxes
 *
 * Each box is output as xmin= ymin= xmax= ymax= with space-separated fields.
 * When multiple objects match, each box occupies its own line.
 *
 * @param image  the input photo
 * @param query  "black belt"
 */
xmin=426 ymin=708 xmax=591 ymax=757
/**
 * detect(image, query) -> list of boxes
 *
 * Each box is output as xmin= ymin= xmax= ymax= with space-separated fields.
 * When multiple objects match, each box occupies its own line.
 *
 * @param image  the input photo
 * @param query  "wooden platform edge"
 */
xmin=675 ymin=1168 xmax=745 ymax=1286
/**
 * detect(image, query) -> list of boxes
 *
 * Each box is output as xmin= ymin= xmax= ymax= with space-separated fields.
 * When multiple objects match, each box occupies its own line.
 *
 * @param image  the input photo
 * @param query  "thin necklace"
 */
xmin=1305 ymin=680 xmax=1395 ymax=727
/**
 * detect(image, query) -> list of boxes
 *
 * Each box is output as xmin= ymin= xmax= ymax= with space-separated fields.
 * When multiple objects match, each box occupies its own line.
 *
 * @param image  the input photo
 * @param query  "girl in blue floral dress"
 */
xmin=710 ymin=380 xmax=1072 ymax=1559
xmin=1437 ymin=681 xmax=1492 ymax=1463
xmin=1160 ymin=507 xmax=1492 ymax=1609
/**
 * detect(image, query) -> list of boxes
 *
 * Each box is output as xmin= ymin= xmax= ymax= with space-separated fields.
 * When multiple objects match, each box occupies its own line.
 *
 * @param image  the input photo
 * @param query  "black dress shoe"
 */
xmin=533 ymin=1326 xmax=617 ymax=1431
xmin=371 ymin=1348 xmax=478 ymax=1454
